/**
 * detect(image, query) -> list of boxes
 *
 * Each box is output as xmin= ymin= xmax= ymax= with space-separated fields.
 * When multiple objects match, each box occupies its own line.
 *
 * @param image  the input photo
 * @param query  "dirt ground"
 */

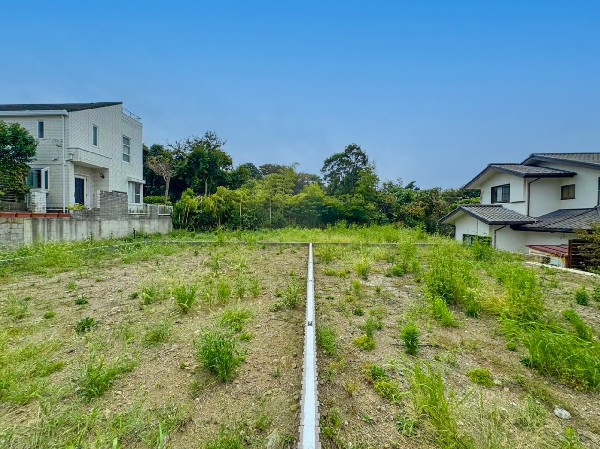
xmin=0 ymin=243 xmax=306 ymax=448
xmin=313 ymin=244 xmax=600 ymax=449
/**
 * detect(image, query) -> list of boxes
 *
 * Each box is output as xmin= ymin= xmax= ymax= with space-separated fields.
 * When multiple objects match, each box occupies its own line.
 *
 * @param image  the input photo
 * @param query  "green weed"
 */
xmin=574 ymin=288 xmax=589 ymax=306
xmin=219 ymin=308 xmax=253 ymax=333
xmin=77 ymin=357 xmax=136 ymax=401
xmin=355 ymin=257 xmax=371 ymax=279
xmin=516 ymin=396 xmax=547 ymax=429
xmin=4 ymin=295 xmax=29 ymax=320
xmin=401 ymin=322 xmax=420 ymax=356
xmin=196 ymin=331 xmax=245 ymax=382
xmin=143 ymin=321 xmax=172 ymax=346
xmin=74 ymin=294 xmax=89 ymax=306
xmin=316 ymin=325 xmax=338 ymax=357
xmin=173 ymin=284 xmax=198 ymax=313
xmin=75 ymin=317 xmax=98 ymax=334
xmin=140 ymin=285 xmax=164 ymax=305
xmin=353 ymin=335 xmax=375 ymax=351
xmin=431 ymin=296 xmax=459 ymax=327
xmin=563 ymin=309 xmax=593 ymax=341
xmin=467 ymin=368 xmax=494 ymax=387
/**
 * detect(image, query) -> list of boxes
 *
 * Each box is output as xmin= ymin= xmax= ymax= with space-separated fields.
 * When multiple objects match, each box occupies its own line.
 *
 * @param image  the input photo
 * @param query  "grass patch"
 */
xmin=401 ymin=322 xmax=420 ymax=355
xmin=196 ymin=331 xmax=245 ymax=382
xmin=353 ymin=335 xmax=375 ymax=351
xmin=467 ymin=367 xmax=494 ymax=387
xmin=173 ymin=283 xmax=198 ymax=313
xmin=143 ymin=320 xmax=172 ymax=346
xmin=219 ymin=308 xmax=253 ymax=333
xmin=562 ymin=309 xmax=593 ymax=341
xmin=431 ymin=296 xmax=459 ymax=327
xmin=316 ymin=325 xmax=338 ymax=357
xmin=574 ymin=288 xmax=589 ymax=306
xmin=77 ymin=357 xmax=136 ymax=401
xmin=4 ymin=294 xmax=30 ymax=320
xmin=75 ymin=317 xmax=98 ymax=334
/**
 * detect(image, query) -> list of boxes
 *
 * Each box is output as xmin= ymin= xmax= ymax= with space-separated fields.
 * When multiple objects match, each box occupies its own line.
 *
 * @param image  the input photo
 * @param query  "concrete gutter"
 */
xmin=299 ymin=243 xmax=320 ymax=448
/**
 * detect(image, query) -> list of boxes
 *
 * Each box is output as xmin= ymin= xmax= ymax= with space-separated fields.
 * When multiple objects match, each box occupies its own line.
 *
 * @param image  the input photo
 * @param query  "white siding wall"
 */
xmin=1 ymin=105 xmax=143 ymax=211
xmin=0 ymin=114 xmax=70 ymax=209
xmin=479 ymin=173 xmax=527 ymax=214
xmin=494 ymin=226 xmax=576 ymax=253
xmin=528 ymin=178 xmax=561 ymax=216
xmin=536 ymin=162 xmax=599 ymax=209
xmin=453 ymin=214 xmax=491 ymax=242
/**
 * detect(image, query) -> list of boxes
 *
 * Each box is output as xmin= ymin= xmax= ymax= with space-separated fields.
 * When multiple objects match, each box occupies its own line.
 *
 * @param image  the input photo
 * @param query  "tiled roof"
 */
xmin=0 ymin=102 xmax=122 ymax=112
xmin=464 ymin=163 xmax=575 ymax=188
xmin=526 ymin=244 xmax=569 ymax=257
xmin=440 ymin=205 xmax=535 ymax=225
xmin=517 ymin=207 xmax=600 ymax=232
xmin=523 ymin=153 xmax=600 ymax=168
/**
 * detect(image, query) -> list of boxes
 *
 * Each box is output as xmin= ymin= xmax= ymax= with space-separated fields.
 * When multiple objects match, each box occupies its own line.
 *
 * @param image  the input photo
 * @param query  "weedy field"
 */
xmin=0 ymin=240 xmax=307 ymax=448
xmin=0 ymin=225 xmax=599 ymax=449
xmin=314 ymin=239 xmax=600 ymax=449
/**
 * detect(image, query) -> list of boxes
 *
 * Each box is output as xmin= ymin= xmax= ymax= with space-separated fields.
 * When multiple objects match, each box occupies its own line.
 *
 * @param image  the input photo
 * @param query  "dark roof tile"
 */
xmin=440 ymin=205 xmax=535 ymax=225
xmin=0 ymin=102 xmax=122 ymax=112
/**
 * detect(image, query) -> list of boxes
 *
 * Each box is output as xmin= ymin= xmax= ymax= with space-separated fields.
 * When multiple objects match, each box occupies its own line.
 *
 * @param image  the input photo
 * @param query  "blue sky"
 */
xmin=2 ymin=1 xmax=600 ymax=188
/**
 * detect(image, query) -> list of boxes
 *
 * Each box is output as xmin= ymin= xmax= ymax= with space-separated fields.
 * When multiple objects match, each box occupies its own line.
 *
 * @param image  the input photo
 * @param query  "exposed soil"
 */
xmin=0 ymin=243 xmax=306 ymax=448
xmin=314 ymin=245 xmax=600 ymax=449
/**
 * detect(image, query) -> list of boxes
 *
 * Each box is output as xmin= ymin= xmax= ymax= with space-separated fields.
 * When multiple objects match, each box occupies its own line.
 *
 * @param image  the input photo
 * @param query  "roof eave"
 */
xmin=523 ymin=154 xmax=600 ymax=170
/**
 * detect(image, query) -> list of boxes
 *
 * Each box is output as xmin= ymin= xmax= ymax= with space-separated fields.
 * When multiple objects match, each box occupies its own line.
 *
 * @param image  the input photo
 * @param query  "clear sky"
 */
xmin=2 ymin=0 xmax=600 ymax=188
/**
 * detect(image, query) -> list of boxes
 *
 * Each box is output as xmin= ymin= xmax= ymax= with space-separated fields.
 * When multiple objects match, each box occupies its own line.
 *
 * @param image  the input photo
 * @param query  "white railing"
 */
xmin=128 ymin=203 xmax=173 ymax=216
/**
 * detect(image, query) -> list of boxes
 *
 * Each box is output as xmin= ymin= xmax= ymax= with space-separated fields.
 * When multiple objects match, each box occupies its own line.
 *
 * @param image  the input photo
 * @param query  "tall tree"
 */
xmin=147 ymin=155 xmax=174 ymax=204
xmin=321 ymin=144 xmax=370 ymax=196
xmin=0 ymin=120 xmax=37 ymax=199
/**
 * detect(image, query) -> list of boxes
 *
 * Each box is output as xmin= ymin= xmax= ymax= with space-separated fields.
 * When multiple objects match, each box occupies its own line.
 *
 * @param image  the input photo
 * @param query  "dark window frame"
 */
xmin=491 ymin=184 xmax=510 ymax=203
xmin=561 ymin=184 xmax=575 ymax=200
xmin=37 ymin=121 xmax=44 ymax=138
xmin=92 ymin=125 xmax=99 ymax=146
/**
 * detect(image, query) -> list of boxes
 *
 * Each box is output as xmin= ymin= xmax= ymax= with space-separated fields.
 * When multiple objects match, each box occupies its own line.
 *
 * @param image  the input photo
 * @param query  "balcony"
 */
xmin=128 ymin=203 xmax=173 ymax=217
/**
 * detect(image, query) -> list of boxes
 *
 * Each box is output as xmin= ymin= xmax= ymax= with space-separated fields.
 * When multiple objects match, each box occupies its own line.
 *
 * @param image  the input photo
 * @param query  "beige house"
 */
xmin=0 ymin=102 xmax=144 ymax=212
xmin=441 ymin=153 xmax=600 ymax=264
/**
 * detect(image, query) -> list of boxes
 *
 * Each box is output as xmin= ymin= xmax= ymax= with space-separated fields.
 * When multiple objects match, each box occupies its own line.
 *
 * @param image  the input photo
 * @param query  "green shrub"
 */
xmin=75 ymin=317 xmax=97 ymax=334
xmin=316 ymin=325 xmax=338 ymax=357
xmin=575 ymin=288 xmax=589 ymax=306
xmin=353 ymin=335 xmax=376 ymax=351
xmin=144 ymin=195 xmax=172 ymax=205
xmin=563 ymin=309 xmax=593 ymax=341
xmin=431 ymin=296 xmax=459 ymax=327
xmin=43 ymin=311 xmax=56 ymax=319
xmin=366 ymin=364 xmax=389 ymax=383
xmin=173 ymin=284 xmax=198 ymax=313
xmin=592 ymin=286 xmax=600 ymax=302
xmin=465 ymin=296 xmax=482 ymax=318
xmin=401 ymin=322 xmax=420 ymax=355
xmin=196 ymin=331 xmax=245 ymax=382
xmin=219 ymin=308 xmax=252 ymax=333
xmin=466 ymin=367 xmax=494 ymax=387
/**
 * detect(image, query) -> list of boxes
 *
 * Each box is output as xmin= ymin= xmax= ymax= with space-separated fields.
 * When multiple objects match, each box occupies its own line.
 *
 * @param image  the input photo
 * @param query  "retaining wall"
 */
xmin=0 ymin=216 xmax=172 ymax=247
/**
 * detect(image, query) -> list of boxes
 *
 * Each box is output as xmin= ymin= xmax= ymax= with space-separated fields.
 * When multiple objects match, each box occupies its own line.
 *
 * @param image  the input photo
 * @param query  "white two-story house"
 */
xmin=441 ymin=153 xmax=600 ymax=262
xmin=0 ymin=102 xmax=144 ymax=212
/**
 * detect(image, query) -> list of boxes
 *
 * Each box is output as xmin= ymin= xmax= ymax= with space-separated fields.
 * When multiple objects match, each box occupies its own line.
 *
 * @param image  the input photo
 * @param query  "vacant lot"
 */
xmin=0 ymin=242 xmax=306 ymax=448
xmin=314 ymin=241 xmax=600 ymax=449
xmin=1 ymin=227 xmax=599 ymax=449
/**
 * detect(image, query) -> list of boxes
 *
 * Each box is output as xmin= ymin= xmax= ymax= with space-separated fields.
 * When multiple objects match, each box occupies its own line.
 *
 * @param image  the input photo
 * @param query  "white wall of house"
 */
xmin=0 ymin=104 xmax=143 ymax=211
xmin=493 ymin=226 xmax=576 ymax=253
xmin=478 ymin=172 xmax=527 ymax=215
xmin=528 ymin=178 xmax=561 ymax=217
xmin=69 ymin=105 xmax=143 ymax=204
xmin=453 ymin=214 xmax=491 ymax=242
xmin=536 ymin=162 xmax=600 ymax=209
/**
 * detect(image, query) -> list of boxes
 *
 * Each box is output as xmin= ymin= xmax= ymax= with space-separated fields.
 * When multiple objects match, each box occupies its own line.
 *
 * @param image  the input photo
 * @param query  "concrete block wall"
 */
xmin=0 ymin=218 xmax=25 ymax=245
xmin=29 ymin=190 xmax=47 ymax=213
xmin=99 ymin=191 xmax=129 ymax=220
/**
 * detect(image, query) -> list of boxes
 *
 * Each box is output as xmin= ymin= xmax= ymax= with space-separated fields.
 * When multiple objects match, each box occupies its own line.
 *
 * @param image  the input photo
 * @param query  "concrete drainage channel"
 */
xmin=299 ymin=243 xmax=320 ymax=448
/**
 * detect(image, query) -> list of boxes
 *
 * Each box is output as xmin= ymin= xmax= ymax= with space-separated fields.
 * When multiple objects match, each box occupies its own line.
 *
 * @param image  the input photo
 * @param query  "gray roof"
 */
xmin=0 ymin=102 xmax=122 ymax=112
xmin=440 ymin=205 xmax=535 ymax=225
xmin=517 ymin=207 xmax=600 ymax=232
xmin=464 ymin=163 xmax=575 ymax=188
xmin=523 ymin=153 xmax=600 ymax=168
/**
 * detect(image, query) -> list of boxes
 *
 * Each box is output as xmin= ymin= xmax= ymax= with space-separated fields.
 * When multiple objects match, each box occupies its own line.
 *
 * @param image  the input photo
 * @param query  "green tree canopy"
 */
xmin=0 ymin=120 xmax=37 ymax=199
xmin=321 ymin=143 xmax=371 ymax=196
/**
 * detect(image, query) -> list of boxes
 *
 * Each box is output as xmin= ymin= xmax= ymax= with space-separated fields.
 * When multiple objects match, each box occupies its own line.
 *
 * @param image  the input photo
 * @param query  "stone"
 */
xmin=554 ymin=407 xmax=571 ymax=419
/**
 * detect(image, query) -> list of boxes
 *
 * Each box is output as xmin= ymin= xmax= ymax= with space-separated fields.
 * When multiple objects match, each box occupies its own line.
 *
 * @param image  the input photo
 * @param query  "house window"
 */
xmin=128 ymin=182 xmax=142 ymax=204
xmin=561 ymin=184 xmax=575 ymax=200
xmin=122 ymin=136 xmax=131 ymax=162
xmin=27 ymin=168 xmax=49 ymax=190
xmin=462 ymin=234 xmax=491 ymax=246
xmin=37 ymin=121 xmax=44 ymax=138
xmin=92 ymin=125 xmax=99 ymax=146
xmin=491 ymin=184 xmax=510 ymax=203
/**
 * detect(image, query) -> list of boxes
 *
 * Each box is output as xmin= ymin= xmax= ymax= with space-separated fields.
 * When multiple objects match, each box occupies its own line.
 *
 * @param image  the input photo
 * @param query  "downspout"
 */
xmin=62 ymin=115 xmax=66 ymax=213
xmin=526 ymin=177 xmax=541 ymax=217
xmin=493 ymin=224 xmax=508 ymax=249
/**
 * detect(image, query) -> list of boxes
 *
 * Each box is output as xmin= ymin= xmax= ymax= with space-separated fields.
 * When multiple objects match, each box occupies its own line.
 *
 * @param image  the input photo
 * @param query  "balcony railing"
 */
xmin=128 ymin=203 xmax=173 ymax=216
